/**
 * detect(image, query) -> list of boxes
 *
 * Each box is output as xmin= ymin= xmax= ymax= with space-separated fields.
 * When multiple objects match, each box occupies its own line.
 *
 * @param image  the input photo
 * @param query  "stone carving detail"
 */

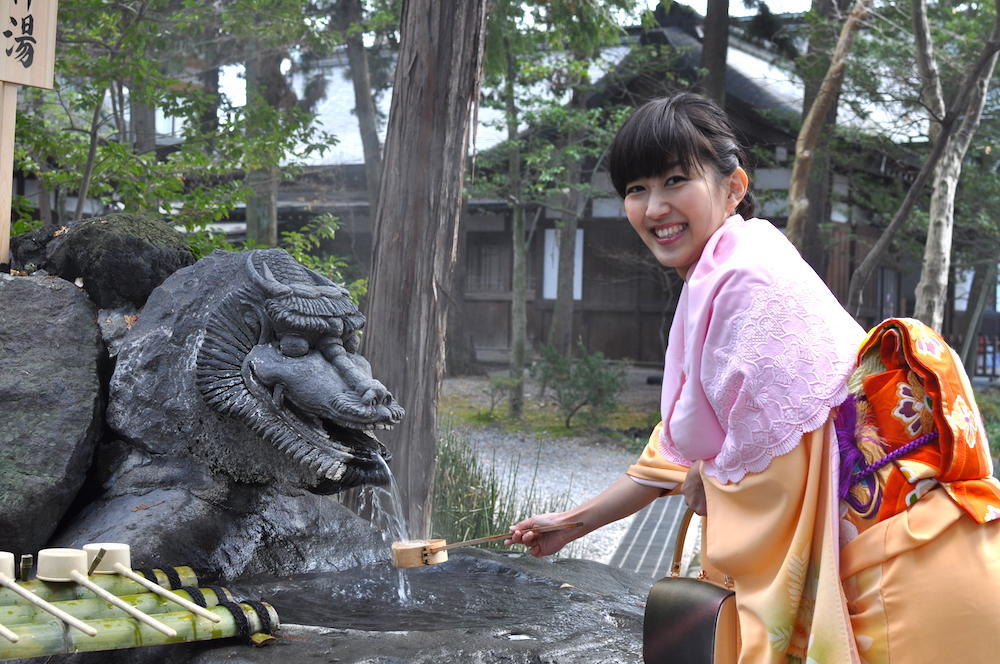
xmin=196 ymin=250 xmax=403 ymax=493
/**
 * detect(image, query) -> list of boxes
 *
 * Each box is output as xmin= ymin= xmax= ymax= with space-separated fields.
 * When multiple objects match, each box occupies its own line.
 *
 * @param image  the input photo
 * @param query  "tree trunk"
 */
xmin=339 ymin=0 xmax=382 ymax=214
xmin=75 ymin=92 xmax=107 ymax=221
xmin=363 ymin=0 xmax=489 ymax=536
xmin=700 ymin=0 xmax=729 ymax=106
xmin=198 ymin=52 xmax=220 ymax=138
xmin=959 ymin=260 xmax=997 ymax=375
xmin=911 ymin=0 xmax=998 ymax=331
xmin=847 ymin=11 xmax=1000 ymax=317
xmin=785 ymin=0 xmax=872 ymax=249
xmin=244 ymin=48 xmax=292 ymax=247
xmin=796 ymin=0 xmax=850 ymax=272
xmin=131 ymin=98 xmax=157 ymax=155
xmin=505 ymin=45 xmax=526 ymax=418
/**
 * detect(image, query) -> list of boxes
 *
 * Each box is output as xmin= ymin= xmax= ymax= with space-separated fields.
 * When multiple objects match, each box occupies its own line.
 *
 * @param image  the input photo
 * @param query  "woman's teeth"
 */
xmin=654 ymin=224 xmax=686 ymax=239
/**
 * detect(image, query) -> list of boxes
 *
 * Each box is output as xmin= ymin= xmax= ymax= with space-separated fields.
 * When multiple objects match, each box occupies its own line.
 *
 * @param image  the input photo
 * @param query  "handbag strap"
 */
xmin=669 ymin=507 xmax=734 ymax=588
xmin=669 ymin=508 xmax=697 ymax=577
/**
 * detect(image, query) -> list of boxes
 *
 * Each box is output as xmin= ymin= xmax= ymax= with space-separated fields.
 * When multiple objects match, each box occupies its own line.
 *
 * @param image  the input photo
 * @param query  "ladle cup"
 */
xmin=391 ymin=521 xmax=584 ymax=568
xmin=82 ymin=543 xmax=221 ymax=624
xmin=37 ymin=548 xmax=178 ymax=638
xmin=0 ymin=550 xmax=96 ymax=637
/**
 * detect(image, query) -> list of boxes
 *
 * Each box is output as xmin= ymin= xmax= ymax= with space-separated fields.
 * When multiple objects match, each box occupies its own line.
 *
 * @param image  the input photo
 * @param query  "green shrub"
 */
xmin=481 ymin=374 xmax=518 ymax=419
xmin=530 ymin=343 xmax=627 ymax=428
xmin=431 ymin=425 xmax=567 ymax=550
xmin=976 ymin=386 xmax=1000 ymax=458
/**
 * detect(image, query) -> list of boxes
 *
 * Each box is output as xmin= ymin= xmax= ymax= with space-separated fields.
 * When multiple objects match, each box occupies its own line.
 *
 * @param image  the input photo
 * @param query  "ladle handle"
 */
xmin=69 ymin=570 xmax=178 ymax=638
xmin=0 ymin=621 xmax=19 ymax=643
xmin=0 ymin=573 xmax=97 ymax=637
xmin=433 ymin=521 xmax=584 ymax=552
xmin=112 ymin=562 xmax=221 ymax=623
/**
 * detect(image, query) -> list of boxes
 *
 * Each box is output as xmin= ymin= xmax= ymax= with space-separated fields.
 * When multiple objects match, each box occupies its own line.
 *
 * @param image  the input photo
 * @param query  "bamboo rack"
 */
xmin=0 ymin=588 xmax=229 ymax=626
xmin=0 ymin=602 xmax=278 ymax=660
xmin=0 ymin=567 xmax=199 ymax=606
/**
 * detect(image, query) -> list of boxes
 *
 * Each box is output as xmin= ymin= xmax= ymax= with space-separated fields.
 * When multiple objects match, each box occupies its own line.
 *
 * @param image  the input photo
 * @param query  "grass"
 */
xmin=438 ymin=374 xmax=659 ymax=450
xmin=430 ymin=424 xmax=576 ymax=554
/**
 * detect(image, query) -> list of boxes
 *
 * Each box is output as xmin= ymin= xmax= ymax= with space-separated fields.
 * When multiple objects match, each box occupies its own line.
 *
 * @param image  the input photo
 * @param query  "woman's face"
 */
xmin=623 ymin=163 xmax=746 ymax=279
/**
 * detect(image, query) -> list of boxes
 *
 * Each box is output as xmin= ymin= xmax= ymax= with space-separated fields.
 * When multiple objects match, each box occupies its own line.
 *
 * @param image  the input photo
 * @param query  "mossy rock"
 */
xmin=11 ymin=213 xmax=196 ymax=308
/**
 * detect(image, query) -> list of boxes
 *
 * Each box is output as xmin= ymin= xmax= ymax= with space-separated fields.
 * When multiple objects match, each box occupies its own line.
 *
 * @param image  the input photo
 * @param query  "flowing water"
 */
xmin=360 ymin=454 xmax=412 ymax=602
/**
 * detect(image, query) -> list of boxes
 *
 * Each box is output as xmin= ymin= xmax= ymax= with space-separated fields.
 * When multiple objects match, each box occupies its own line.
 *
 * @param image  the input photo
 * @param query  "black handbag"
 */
xmin=643 ymin=509 xmax=739 ymax=664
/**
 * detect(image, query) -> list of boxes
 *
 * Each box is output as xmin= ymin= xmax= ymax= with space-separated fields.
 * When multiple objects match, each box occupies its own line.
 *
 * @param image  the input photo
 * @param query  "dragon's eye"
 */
xmin=279 ymin=334 xmax=309 ymax=358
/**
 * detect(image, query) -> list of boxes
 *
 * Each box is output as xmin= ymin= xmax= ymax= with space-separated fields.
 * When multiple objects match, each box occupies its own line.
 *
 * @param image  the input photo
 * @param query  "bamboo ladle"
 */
xmin=391 ymin=522 xmax=584 ymax=568
xmin=0 ymin=551 xmax=96 ymax=638
xmin=36 ymin=548 xmax=178 ymax=638
xmin=82 ymin=543 xmax=221 ymax=624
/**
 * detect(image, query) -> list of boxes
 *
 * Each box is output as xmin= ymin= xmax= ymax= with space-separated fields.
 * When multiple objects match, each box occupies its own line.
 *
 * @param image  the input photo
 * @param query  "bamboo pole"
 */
xmin=0 ymin=621 xmax=17 ymax=643
xmin=0 ymin=566 xmax=199 ymax=606
xmin=0 ymin=588 xmax=229 ymax=626
xmin=68 ymin=570 xmax=178 ymax=638
xmin=0 ymin=602 xmax=279 ymax=660
xmin=0 ymin=574 xmax=96 ymax=637
xmin=111 ymin=563 xmax=221 ymax=623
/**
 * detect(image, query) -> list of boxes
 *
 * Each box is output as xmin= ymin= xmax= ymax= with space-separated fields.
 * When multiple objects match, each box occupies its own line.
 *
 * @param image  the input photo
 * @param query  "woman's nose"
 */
xmin=647 ymin=190 xmax=671 ymax=218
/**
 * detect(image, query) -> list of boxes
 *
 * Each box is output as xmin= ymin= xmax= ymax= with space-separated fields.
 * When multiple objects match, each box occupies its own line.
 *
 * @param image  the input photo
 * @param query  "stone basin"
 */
xmin=34 ymin=549 xmax=648 ymax=664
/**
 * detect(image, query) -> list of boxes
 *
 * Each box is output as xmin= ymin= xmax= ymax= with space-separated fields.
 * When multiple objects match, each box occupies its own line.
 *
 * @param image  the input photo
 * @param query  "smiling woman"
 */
xmin=507 ymin=92 xmax=1000 ymax=663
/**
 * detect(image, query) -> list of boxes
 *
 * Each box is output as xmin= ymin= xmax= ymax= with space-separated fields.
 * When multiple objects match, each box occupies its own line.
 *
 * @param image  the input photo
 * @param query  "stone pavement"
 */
xmin=609 ymin=494 xmax=689 ymax=579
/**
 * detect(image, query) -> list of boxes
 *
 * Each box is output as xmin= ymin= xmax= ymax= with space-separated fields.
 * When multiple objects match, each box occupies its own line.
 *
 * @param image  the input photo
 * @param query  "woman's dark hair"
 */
xmin=608 ymin=92 xmax=756 ymax=218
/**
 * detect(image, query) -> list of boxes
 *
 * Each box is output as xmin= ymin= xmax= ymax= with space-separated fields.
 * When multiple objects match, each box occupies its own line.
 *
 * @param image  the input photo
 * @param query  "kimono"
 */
xmin=627 ymin=216 xmax=1000 ymax=663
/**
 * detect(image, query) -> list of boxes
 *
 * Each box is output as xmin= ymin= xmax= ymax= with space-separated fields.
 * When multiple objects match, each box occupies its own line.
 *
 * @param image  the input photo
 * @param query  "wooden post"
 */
xmin=0 ymin=82 xmax=18 ymax=271
xmin=0 ymin=0 xmax=60 ymax=272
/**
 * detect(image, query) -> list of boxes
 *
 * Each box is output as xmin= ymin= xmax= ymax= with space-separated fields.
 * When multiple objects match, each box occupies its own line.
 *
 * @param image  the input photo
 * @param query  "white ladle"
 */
xmin=37 ymin=548 xmax=177 ymax=638
xmin=0 ymin=550 xmax=96 ymax=637
xmin=82 ymin=543 xmax=220 ymax=624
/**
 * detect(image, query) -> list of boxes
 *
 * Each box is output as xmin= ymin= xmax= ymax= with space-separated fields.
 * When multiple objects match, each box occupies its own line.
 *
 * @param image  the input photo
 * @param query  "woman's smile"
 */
xmin=652 ymin=223 xmax=688 ymax=242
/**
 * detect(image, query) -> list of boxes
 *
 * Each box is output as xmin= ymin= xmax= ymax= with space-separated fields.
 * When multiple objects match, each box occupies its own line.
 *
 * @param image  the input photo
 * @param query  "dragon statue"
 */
xmin=196 ymin=250 xmax=404 ymax=492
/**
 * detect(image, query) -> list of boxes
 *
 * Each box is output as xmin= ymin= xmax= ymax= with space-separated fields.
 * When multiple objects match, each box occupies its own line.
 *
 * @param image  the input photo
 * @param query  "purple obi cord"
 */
xmin=834 ymin=393 xmax=939 ymax=514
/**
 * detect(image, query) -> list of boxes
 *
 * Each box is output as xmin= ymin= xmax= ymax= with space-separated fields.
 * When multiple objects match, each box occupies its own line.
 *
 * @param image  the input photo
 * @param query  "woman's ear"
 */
xmin=726 ymin=167 xmax=749 ymax=214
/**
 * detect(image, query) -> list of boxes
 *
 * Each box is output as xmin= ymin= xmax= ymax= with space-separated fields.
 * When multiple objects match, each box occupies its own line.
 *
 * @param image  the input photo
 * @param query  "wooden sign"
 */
xmin=0 ymin=0 xmax=56 ymax=89
xmin=0 ymin=0 xmax=57 ymax=270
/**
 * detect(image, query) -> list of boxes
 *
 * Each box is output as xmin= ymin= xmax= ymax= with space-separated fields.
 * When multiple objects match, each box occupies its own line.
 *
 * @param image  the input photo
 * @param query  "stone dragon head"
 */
xmin=195 ymin=250 xmax=404 ymax=494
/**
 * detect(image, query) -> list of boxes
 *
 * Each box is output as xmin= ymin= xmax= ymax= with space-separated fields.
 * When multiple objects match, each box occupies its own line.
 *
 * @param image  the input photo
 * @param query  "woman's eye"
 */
xmin=664 ymin=175 xmax=687 ymax=186
xmin=625 ymin=184 xmax=645 ymax=195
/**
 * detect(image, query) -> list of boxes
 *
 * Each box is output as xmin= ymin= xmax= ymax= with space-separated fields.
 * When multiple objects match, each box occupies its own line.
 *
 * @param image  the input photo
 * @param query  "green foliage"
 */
xmin=478 ymin=375 xmax=519 ymax=420
xmin=976 ymin=387 xmax=1000 ymax=458
xmin=431 ymin=425 xmax=568 ymax=550
xmin=530 ymin=343 xmax=626 ymax=428
xmin=278 ymin=214 xmax=367 ymax=302
xmin=15 ymin=0 xmax=333 ymax=232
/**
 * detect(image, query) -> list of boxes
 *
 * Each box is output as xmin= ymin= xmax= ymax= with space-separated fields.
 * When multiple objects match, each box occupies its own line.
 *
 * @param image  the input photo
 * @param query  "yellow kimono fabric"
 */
xmin=630 ymin=422 xmax=1000 ymax=663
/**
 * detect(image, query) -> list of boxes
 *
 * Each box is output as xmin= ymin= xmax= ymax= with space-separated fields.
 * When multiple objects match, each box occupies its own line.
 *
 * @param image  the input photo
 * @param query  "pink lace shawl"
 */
xmin=659 ymin=215 xmax=865 ymax=484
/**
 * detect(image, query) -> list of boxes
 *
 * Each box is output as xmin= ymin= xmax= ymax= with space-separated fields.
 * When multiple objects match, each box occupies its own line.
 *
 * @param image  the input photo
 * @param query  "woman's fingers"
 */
xmin=681 ymin=460 xmax=707 ymax=516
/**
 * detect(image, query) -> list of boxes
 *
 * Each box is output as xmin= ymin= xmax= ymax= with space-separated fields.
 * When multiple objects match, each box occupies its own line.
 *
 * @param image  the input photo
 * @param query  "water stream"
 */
xmin=360 ymin=454 xmax=412 ymax=602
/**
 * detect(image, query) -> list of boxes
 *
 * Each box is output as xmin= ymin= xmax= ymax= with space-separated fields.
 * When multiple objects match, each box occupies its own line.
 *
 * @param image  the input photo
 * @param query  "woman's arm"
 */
xmin=506 ymin=475 xmax=664 ymax=557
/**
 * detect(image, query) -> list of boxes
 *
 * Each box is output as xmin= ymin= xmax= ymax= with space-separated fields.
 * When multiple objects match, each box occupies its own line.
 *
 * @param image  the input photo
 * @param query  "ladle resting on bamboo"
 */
xmin=391 ymin=522 xmax=584 ymax=568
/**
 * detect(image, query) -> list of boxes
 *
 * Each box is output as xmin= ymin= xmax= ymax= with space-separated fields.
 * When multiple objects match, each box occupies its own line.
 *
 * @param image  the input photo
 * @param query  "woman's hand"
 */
xmin=681 ymin=460 xmax=707 ymax=516
xmin=505 ymin=512 xmax=580 ymax=558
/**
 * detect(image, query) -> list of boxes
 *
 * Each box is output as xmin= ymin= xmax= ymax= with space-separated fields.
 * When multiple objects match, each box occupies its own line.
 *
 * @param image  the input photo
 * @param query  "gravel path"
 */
xmin=441 ymin=370 xmax=662 ymax=565
xmin=462 ymin=427 xmax=640 ymax=564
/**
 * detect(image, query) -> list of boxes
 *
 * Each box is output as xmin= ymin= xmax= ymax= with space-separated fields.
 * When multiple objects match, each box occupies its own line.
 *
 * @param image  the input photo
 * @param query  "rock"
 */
xmin=10 ymin=213 xmax=195 ymax=308
xmin=37 ymin=549 xmax=649 ymax=664
xmin=0 ymin=274 xmax=103 ymax=555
